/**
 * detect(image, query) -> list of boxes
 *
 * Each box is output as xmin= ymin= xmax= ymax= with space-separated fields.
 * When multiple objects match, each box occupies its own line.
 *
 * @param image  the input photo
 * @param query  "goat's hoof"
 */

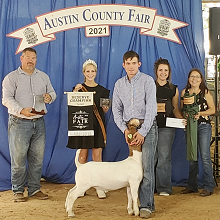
xmin=66 ymin=210 xmax=75 ymax=218
xmin=127 ymin=209 xmax=134 ymax=215
xmin=134 ymin=211 xmax=139 ymax=216
xmin=67 ymin=213 xmax=75 ymax=218
xmin=96 ymin=190 xmax=106 ymax=199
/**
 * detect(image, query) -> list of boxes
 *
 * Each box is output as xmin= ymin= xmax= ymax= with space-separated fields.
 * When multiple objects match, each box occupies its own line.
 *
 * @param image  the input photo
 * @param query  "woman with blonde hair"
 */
xmin=67 ymin=59 xmax=110 ymax=198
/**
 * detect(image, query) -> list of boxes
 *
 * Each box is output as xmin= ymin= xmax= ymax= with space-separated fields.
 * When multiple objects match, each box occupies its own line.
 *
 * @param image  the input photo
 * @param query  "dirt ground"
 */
xmin=0 ymin=180 xmax=219 ymax=220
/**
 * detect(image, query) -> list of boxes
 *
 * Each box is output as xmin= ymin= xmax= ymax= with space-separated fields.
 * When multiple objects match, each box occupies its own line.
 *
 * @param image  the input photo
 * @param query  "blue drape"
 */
xmin=0 ymin=0 xmax=204 ymax=191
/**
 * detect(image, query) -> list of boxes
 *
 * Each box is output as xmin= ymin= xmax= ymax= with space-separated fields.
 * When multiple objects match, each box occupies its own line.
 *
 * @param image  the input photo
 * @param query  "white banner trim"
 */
xmin=68 ymin=130 xmax=94 ymax=136
xmin=67 ymin=92 xmax=93 ymax=107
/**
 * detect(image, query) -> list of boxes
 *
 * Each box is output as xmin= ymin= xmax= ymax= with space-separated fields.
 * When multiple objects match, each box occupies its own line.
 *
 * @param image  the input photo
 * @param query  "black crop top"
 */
xmin=156 ymin=82 xmax=177 ymax=128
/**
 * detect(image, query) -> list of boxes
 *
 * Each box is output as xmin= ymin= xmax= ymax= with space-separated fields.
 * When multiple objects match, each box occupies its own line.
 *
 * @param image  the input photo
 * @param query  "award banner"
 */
xmin=6 ymin=4 xmax=188 ymax=54
xmin=67 ymin=92 xmax=94 ymax=136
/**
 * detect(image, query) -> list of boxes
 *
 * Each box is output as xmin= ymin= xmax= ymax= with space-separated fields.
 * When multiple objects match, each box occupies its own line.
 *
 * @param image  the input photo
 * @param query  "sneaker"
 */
xmin=140 ymin=209 xmax=151 ymax=219
xmin=96 ymin=189 xmax=106 ymax=199
xmin=14 ymin=193 xmax=25 ymax=202
xmin=159 ymin=192 xmax=169 ymax=196
xmin=30 ymin=191 xmax=48 ymax=200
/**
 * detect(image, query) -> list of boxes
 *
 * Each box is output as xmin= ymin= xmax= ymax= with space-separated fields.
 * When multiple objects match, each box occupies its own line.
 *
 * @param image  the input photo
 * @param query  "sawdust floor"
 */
xmin=0 ymin=180 xmax=219 ymax=220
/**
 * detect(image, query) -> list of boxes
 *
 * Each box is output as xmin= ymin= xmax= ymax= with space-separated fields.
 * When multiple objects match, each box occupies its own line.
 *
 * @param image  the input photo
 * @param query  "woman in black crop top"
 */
xmin=180 ymin=68 xmax=215 ymax=196
xmin=154 ymin=58 xmax=184 ymax=196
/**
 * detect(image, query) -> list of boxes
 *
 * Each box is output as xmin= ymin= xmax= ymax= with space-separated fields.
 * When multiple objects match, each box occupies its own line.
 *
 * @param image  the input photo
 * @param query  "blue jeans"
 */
xmin=155 ymin=127 xmax=175 ymax=195
xmin=187 ymin=123 xmax=215 ymax=192
xmin=139 ymin=119 xmax=158 ymax=212
xmin=8 ymin=115 xmax=46 ymax=196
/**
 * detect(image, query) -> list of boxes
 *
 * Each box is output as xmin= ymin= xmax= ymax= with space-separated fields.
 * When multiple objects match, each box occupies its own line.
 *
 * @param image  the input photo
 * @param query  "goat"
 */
xmin=65 ymin=147 xmax=143 ymax=217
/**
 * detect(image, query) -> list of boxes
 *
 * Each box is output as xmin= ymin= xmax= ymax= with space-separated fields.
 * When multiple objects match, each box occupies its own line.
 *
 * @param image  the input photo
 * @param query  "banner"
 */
xmin=67 ymin=92 xmax=94 ymax=136
xmin=7 ymin=4 xmax=188 ymax=54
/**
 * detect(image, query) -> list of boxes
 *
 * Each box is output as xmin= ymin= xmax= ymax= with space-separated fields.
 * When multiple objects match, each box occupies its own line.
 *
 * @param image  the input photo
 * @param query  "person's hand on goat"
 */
xmin=125 ymin=127 xmax=144 ymax=146
xmin=131 ymin=132 xmax=144 ymax=146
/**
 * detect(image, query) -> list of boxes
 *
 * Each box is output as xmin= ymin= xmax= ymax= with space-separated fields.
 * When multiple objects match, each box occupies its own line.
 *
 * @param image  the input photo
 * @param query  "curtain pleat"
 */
xmin=0 ymin=0 xmax=204 ymax=191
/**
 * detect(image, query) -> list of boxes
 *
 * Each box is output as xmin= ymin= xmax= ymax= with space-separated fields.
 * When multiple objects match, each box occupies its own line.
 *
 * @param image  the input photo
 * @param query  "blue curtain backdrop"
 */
xmin=0 ymin=0 xmax=205 ymax=191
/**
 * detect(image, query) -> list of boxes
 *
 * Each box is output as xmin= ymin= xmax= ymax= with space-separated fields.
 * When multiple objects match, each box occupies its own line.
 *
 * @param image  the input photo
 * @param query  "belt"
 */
xmin=10 ymin=114 xmax=42 ymax=122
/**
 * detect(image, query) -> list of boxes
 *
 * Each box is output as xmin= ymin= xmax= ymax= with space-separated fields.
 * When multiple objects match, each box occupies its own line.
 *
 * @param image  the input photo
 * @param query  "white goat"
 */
xmin=65 ymin=148 xmax=143 ymax=217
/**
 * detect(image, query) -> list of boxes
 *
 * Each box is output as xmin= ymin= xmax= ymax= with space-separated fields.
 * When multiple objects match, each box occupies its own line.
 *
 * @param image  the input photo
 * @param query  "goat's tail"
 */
xmin=75 ymin=149 xmax=81 ymax=168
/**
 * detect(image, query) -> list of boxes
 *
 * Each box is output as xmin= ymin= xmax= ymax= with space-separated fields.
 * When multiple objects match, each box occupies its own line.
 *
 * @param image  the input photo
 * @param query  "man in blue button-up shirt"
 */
xmin=112 ymin=50 xmax=157 ymax=219
xmin=2 ymin=47 xmax=56 ymax=202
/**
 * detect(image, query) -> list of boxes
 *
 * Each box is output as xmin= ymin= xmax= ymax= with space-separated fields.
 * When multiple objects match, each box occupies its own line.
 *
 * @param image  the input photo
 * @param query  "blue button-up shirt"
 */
xmin=112 ymin=71 xmax=157 ymax=137
xmin=2 ymin=66 xmax=56 ymax=119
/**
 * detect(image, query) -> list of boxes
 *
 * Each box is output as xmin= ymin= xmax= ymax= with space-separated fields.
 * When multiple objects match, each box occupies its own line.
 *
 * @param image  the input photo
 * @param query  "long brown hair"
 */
xmin=185 ymin=68 xmax=209 ymax=98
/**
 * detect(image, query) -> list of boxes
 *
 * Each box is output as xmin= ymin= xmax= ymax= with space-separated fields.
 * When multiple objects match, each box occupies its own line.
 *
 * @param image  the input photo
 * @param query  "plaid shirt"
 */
xmin=112 ymin=71 xmax=157 ymax=137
